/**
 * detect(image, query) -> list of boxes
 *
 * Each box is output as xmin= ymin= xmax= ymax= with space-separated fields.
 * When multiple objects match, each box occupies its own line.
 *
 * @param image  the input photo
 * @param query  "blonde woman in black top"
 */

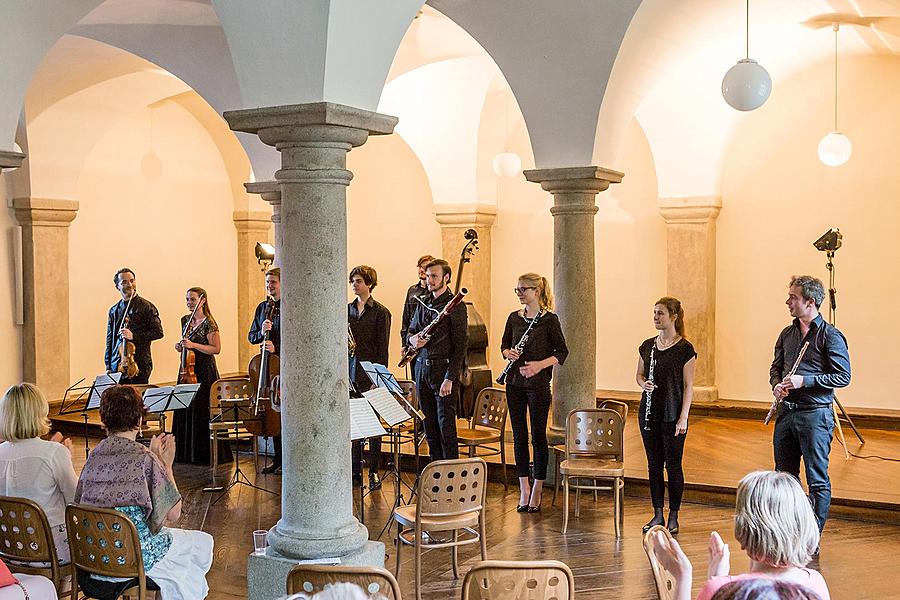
xmin=636 ymin=296 xmax=696 ymax=534
xmin=501 ymin=273 xmax=568 ymax=513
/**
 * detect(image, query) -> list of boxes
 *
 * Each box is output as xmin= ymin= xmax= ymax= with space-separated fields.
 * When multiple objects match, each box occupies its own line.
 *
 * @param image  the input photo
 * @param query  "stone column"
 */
xmin=224 ymin=102 xmax=396 ymax=599
xmin=524 ymin=167 xmax=623 ymax=444
xmin=433 ymin=202 xmax=496 ymax=332
xmin=13 ymin=198 xmax=78 ymax=398
xmin=659 ymin=196 xmax=721 ymax=404
xmin=245 ymin=181 xmax=282 ymax=263
xmin=233 ymin=211 xmax=272 ymax=369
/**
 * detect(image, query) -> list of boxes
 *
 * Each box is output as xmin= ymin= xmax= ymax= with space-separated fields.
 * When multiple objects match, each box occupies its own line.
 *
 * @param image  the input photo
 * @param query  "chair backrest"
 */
xmin=597 ymin=399 xmax=629 ymax=422
xmin=462 ymin=559 xmax=575 ymax=600
xmin=0 ymin=496 xmax=62 ymax=583
xmin=210 ymin=377 xmax=252 ymax=412
xmin=65 ymin=504 xmax=147 ymax=585
xmin=642 ymin=525 xmax=678 ymax=600
xmin=565 ymin=408 xmax=623 ymax=461
xmin=417 ymin=458 xmax=487 ymax=519
xmin=470 ymin=387 xmax=508 ymax=432
xmin=396 ymin=379 xmax=419 ymax=411
xmin=286 ymin=564 xmax=402 ymax=598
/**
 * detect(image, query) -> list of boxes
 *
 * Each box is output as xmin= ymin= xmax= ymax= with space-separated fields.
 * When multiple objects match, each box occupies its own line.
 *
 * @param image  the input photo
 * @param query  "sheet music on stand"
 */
xmin=143 ymin=384 xmax=201 ymax=413
xmin=349 ymin=398 xmax=387 ymax=441
xmin=87 ymin=373 xmax=123 ymax=410
xmin=57 ymin=373 xmax=121 ymax=415
xmin=362 ymin=387 xmax=410 ymax=426
xmin=359 ymin=362 xmax=404 ymax=395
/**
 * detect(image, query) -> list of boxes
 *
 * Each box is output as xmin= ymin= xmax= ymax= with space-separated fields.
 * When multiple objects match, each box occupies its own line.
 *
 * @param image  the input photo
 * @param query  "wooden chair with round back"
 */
xmin=642 ymin=525 xmax=678 ymax=600
xmin=461 ymin=559 xmax=575 ymax=600
xmin=456 ymin=387 xmax=508 ymax=489
xmin=286 ymin=564 xmax=402 ymax=599
xmin=0 ymin=496 xmax=71 ymax=597
xmin=209 ymin=377 xmax=259 ymax=472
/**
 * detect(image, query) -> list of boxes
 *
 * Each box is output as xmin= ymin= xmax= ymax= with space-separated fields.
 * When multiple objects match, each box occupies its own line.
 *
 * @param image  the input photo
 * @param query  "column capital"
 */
xmin=13 ymin=197 xmax=78 ymax=227
xmin=245 ymin=181 xmax=282 ymax=206
xmin=0 ymin=149 xmax=25 ymax=171
xmin=233 ymin=210 xmax=273 ymax=233
xmin=524 ymin=166 xmax=624 ymax=194
xmin=433 ymin=202 xmax=497 ymax=227
xmin=659 ymin=196 xmax=722 ymax=224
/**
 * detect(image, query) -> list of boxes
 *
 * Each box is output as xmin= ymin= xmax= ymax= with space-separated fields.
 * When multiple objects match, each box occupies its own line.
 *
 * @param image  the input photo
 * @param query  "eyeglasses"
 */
xmin=513 ymin=287 xmax=536 ymax=295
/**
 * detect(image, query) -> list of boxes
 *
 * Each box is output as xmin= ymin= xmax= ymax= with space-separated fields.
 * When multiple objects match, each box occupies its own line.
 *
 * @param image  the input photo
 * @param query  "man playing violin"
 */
xmin=248 ymin=267 xmax=282 ymax=473
xmin=104 ymin=268 xmax=164 ymax=385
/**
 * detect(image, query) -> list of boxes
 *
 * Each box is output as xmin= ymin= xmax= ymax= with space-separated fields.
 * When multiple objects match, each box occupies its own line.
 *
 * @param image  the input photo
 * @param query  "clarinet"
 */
xmin=642 ymin=347 xmax=656 ymax=431
xmin=496 ymin=310 xmax=543 ymax=385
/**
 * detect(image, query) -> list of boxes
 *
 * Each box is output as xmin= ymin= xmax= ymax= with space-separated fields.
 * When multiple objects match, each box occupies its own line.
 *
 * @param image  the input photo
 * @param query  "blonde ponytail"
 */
xmin=518 ymin=273 xmax=553 ymax=311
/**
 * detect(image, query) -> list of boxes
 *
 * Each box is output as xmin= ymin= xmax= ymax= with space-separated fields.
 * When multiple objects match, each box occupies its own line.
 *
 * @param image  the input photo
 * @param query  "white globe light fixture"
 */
xmin=492 ymin=152 xmax=521 ymax=178
xmin=722 ymin=1 xmax=772 ymax=112
xmin=818 ymin=24 xmax=851 ymax=167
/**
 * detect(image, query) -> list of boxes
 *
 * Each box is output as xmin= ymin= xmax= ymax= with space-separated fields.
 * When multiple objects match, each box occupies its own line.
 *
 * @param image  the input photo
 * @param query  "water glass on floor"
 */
xmin=253 ymin=529 xmax=268 ymax=555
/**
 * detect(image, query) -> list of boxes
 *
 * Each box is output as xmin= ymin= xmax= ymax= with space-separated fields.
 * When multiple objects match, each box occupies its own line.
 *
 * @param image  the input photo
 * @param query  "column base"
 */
xmin=693 ymin=385 xmax=719 ymax=404
xmin=270 ymin=518 xmax=370 ymax=560
xmin=247 ymin=541 xmax=385 ymax=600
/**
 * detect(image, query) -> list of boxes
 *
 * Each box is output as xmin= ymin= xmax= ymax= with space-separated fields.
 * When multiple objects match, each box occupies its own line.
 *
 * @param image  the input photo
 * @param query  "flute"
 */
xmin=496 ymin=310 xmax=543 ymax=385
xmin=764 ymin=341 xmax=810 ymax=425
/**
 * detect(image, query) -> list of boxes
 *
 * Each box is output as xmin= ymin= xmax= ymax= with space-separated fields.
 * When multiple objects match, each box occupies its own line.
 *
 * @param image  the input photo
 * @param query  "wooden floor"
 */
xmin=68 ymin=419 xmax=900 ymax=599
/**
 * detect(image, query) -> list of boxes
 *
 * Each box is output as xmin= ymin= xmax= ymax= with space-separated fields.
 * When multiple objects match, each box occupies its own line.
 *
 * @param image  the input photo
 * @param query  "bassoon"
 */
xmin=398 ymin=288 xmax=468 ymax=368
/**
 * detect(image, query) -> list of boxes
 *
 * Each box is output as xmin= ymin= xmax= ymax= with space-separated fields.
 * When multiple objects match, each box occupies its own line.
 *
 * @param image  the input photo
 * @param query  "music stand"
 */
xmin=142 ymin=384 xmax=200 ymax=439
xmin=57 ymin=373 xmax=122 ymax=459
xmin=206 ymin=393 xmax=278 ymax=502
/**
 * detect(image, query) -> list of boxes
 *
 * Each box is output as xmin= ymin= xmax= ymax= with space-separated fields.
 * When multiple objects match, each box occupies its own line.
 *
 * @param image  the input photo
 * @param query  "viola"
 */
xmin=246 ymin=298 xmax=282 ymax=437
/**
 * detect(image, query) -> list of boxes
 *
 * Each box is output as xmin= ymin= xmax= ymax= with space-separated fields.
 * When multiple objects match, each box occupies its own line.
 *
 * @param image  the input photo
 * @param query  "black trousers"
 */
xmin=352 ymin=437 xmax=382 ymax=475
xmin=414 ymin=362 xmax=459 ymax=462
xmin=774 ymin=405 xmax=833 ymax=532
xmin=506 ymin=383 xmax=551 ymax=479
xmin=639 ymin=420 xmax=686 ymax=510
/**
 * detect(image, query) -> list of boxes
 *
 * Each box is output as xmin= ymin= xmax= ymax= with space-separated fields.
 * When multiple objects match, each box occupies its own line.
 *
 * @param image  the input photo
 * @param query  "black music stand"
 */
xmin=350 ymin=394 xmax=389 ymax=525
xmin=57 ymin=373 xmax=122 ymax=459
xmin=206 ymin=395 xmax=278 ymax=501
xmin=142 ymin=383 xmax=199 ymax=440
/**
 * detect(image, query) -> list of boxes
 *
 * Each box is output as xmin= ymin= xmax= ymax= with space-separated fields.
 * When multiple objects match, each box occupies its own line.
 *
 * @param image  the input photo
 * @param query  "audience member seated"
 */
xmin=651 ymin=470 xmax=829 ymax=600
xmin=75 ymin=384 xmax=214 ymax=600
xmin=711 ymin=578 xmax=822 ymax=600
xmin=0 ymin=383 xmax=78 ymax=562
xmin=0 ymin=559 xmax=58 ymax=600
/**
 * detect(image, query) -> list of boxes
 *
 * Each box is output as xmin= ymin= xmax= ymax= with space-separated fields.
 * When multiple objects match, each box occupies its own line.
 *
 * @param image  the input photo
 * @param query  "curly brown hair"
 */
xmin=100 ymin=385 xmax=146 ymax=434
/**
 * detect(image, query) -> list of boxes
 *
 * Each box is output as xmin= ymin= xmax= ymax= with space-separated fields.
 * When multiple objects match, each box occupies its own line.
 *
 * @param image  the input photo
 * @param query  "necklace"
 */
xmin=656 ymin=334 xmax=680 ymax=350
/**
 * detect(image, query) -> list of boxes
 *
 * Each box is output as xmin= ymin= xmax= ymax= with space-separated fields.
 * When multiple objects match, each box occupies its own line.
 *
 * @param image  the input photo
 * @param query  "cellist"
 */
xmin=248 ymin=267 xmax=282 ymax=474
xmin=104 ymin=268 xmax=163 ymax=384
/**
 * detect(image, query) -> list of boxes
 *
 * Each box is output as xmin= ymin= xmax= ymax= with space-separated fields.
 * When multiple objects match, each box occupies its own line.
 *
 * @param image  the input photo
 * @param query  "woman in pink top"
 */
xmin=651 ymin=470 xmax=829 ymax=600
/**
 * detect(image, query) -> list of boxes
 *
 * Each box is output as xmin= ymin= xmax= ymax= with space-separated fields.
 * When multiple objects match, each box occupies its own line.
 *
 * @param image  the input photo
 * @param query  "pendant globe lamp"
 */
xmin=818 ymin=24 xmax=851 ymax=167
xmin=722 ymin=0 xmax=772 ymax=111
xmin=492 ymin=86 xmax=521 ymax=178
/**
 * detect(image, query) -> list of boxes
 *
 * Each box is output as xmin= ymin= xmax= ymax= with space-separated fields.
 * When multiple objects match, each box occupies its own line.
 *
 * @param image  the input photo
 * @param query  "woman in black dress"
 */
xmin=501 ymin=273 xmax=568 ymax=513
xmin=636 ymin=296 xmax=696 ymax=534
xmin=172 ymin=286 xmax=225 ymax=465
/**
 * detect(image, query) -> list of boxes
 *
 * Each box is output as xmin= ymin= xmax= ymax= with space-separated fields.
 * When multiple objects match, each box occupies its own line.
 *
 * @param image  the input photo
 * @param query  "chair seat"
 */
xmin=559 ymin=458 xmax=624 ymax=477
xmin=457 ymin=428 xmax=500 ymax=444
xmin=393 ymin=505 xmax=479 ymax=531
xmin=210 ymin=422 xmax=248 ymax=432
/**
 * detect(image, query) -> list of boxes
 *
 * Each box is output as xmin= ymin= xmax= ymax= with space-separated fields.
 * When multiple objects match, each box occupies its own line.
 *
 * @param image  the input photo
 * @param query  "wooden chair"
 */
xmin=558 ymin=408 xmax=625 ymax=537
xmin=65 ymin=503 xmax=159 ymax=600
xmin=393 ymin=458 xmax=488 ymax=600
xmin=642 ymin=525 xmax=678 ymax=600
xmin=0 ymin=496 xmax=71 ymax=598
xmin=210 ymin=377 xmax=259 ymax=472
xmin=461 ymin=559 xmax=575 ymax=600
xmin=286 ymin=564 xmax=402 ymax=598
xmin=552 ymin=399 xmax=628 ymax=506
xmin=456 ymin=387 xmax=508 ymax=489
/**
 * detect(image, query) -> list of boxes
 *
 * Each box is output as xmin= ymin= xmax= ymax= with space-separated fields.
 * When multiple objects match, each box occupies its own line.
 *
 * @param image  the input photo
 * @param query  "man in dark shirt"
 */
xmin=248 ymin=267 xmax=282 ymax=473
xmin=348 ymin=265 xmax=392 ymax=490
xmin=407 ymin=259 xmax=467 ymax=462
xmin=770 ymin=275 xmax=851 ymax=532
xmin=400 ymin=254 xmax=435 ymax=360
xmin=105 ymin=268 xmax=163 ymax=385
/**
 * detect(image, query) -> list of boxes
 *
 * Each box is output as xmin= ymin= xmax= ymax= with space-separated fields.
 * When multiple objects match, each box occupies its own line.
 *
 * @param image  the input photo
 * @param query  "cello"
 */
xmin=246 ymin=298 xmax=282 ymax=437
xmin=177 ymin=294 xmax=204 ymax=385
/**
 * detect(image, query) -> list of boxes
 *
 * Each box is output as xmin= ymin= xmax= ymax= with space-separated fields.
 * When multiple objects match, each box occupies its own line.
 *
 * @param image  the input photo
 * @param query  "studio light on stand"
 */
xmin=255 ymin=242 xmax=276 ymax=271
xmin=818 ymin=24 xmax=851 ymax=167
xmin=722 ymin=0 xmax=772 ymax=111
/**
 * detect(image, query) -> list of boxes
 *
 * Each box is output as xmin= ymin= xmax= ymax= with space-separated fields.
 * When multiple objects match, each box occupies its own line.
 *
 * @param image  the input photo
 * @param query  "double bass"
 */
xmin=454 ymin=229 xmax=492 ymax=417
xmin=246 ymin=298 xmax=282 ymax=437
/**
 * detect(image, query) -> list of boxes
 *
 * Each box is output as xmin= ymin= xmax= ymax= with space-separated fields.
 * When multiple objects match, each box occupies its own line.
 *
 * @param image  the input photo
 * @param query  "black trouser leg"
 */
xmin=506 ymin=385 xmax=532 ymax=478
xmin=661 ymin=422 xmax=686 ymax=510
xmin=528 ymin=386 xmax=551 ymax=480
xmin=776 ymin=407 xmax=833 ymax=532
xmin=640 ymin=420 xmax=666 ymax=508
xmin=415 ymin=365 xmax=459 ymax=461
xmin=272 ymin=434 xmax=282 ymax=467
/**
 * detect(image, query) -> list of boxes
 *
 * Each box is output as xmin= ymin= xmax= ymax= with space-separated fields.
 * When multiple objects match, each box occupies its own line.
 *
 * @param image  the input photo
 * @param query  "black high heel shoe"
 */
xmin=516 ymin=504 xmax=529 ymax=513
xmin=642 ymin=515 xmax=665 ymax=534
xmin=666 ymin=511 xmax=679 ymax=535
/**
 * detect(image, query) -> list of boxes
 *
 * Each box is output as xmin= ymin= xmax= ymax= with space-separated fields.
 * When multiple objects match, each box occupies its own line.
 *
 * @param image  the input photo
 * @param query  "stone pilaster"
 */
xmin=0 ymin=150 xmax=25 ymax=170
xmin=659 ymin=196 xmax=721 ymax=404
xmin=233 ymin=211 xmax=272 ymax=369
xmin=524 ymin=166 xmax=623 ymax=444
xmin=245 ymin=181 xmax=282 ymax=264
xmin=224 ymin=102 xmax=396 ymax=599
xmin=13 ymin=198 xmax=78 ymax=398
xmin=433 ymin=202 xmax=496 ymax=333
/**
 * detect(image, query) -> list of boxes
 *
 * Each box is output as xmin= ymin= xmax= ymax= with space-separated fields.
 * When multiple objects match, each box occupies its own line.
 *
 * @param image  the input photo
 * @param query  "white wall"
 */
xmin=0 ymin=182 xmax=23 ymax=387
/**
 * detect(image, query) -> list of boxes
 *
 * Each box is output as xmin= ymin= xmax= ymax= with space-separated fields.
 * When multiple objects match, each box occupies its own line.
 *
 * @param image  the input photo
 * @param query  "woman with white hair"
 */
xmin=651 ymin=470 xmax=830 ymax=600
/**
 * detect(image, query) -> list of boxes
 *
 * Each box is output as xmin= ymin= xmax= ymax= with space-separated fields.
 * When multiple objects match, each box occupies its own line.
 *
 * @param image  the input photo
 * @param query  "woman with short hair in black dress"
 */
xmin=501 ymin=273 xmax=568 ymax=513
xmin=636 ymin=296 xmax=696 ymax=534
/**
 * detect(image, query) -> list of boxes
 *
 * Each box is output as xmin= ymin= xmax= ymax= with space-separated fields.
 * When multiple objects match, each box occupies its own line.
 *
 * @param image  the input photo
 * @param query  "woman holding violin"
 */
xmin=172 ymin=287 xmax=228 ymax=465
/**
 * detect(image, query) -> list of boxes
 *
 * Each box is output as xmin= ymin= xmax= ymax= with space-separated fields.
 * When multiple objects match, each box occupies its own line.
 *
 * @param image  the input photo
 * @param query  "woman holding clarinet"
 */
xmin=500 ymin=273 xmax=568 ymax=513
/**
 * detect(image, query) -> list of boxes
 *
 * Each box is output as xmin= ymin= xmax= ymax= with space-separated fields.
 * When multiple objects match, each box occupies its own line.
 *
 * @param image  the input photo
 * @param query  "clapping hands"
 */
xmin=707 ymin=531 xmax=730 ymax=578
xmin=50 ymin=431 xmax=73 ymax=454
xmin=150 ymin=433 xmax=176 ymax=468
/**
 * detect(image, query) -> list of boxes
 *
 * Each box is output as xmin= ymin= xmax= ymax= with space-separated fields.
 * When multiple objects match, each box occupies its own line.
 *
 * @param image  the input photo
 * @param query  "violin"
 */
xmin=177 ymin=294 xmax=205 ymax=385
xmin=246 ymin=298 xmax=281 ymax=437
xmin=117 ymin=295 xmax=139 ymax=379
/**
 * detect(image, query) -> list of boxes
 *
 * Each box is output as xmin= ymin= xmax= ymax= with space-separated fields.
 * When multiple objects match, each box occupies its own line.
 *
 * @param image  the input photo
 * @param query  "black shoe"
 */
xmin=642 ymin=517 xmax=665 ymax=534
xmin=516 ymin=505 xmax=529 ymax=513
xmin=667 ymin=511 xmax=679 ymax=535
xmin=527 ymin=505 xmax=541 ymax=513
xmin=368 ymin=473 xmax=382 ymax=491
xmin=261 ymin=462 xmax=280 ymax=475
